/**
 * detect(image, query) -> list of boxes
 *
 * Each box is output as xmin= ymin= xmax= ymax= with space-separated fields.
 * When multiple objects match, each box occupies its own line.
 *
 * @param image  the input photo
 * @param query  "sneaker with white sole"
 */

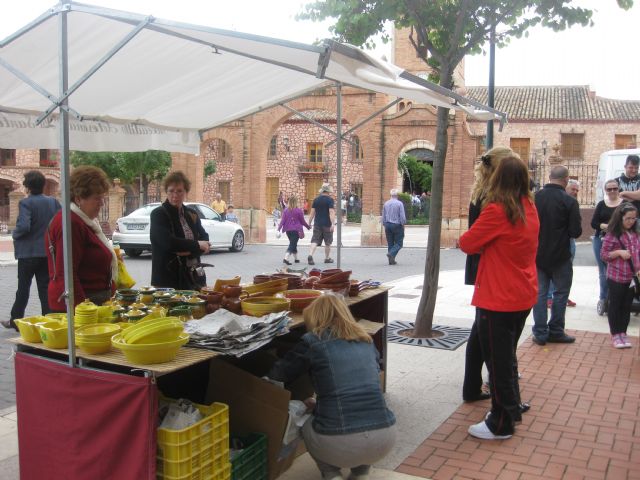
xmin=468 ymin=421 xmax=512 ymax=440
xmin=612 ymin=334 xmax=626 ymax=349
xmin=620 ymin=333 xmax=632 ymax=348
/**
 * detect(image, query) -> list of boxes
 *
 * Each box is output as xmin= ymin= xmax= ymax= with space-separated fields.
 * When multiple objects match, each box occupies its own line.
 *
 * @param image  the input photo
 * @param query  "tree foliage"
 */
xmin=70 ymin=150 xmax=172 ymax=203
xmin=398 ymin=153 xmax=432 ymax=193
xmin=299 ymin=0 xmax=633 ymax=336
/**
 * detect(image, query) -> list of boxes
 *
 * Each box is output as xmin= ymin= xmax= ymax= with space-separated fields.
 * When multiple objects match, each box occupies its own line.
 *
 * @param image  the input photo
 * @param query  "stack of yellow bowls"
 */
xmin=75 ymin=299 xmax=98 ymax=325
xmin=45 ymin=313 xmax=68 ymax=324
xmin=111 ymin=317 xmax=188 ymax=364
xmin=75 ymin=323 xmax=121 ymax=354
xmin=37 ymin=321 xmax=68 ymax=349
xmin=14 ymin=316 xmax=47 ymax=343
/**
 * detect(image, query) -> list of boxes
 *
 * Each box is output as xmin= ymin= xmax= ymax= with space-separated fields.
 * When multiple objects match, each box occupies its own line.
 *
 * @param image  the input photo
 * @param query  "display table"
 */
xmin=11 ymin=287 xmax=389 ymax=480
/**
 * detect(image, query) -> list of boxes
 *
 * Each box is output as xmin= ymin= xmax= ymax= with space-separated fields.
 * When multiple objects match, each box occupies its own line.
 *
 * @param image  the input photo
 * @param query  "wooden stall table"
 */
xmin=9 ymin=286 xmax=390 ymax=480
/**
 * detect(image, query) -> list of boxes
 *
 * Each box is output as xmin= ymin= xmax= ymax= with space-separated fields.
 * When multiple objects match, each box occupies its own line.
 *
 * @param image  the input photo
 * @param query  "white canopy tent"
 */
xmin=0 ymin=1 xmax=505 ymax=365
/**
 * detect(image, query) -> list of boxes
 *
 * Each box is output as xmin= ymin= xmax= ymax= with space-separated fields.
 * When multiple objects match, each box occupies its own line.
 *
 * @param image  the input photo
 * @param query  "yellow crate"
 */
xmin=159 ymin=461 xmax=231 ymax=480
xmin=157 ymin=401 xmax=229 ymax=479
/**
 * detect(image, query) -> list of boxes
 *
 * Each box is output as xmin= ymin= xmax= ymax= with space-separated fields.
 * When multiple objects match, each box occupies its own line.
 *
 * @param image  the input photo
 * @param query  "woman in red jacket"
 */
xmin=47 ymin=166 xmax=116 ymax=311
xmin=459 ymin=155 xmax=539 ymax=440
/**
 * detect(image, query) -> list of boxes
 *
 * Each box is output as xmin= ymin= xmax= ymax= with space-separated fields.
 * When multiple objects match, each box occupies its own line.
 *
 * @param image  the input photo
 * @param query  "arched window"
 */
xmin=352 ymin=136 xmax=363 ymax=161
xmin=268 ymin=136 xmax=277 ymax=157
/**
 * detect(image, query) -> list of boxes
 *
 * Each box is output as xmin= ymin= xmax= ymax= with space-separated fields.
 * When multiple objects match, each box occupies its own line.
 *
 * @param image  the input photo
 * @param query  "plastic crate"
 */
xmin=157 ymin=401 xmax=230 ymax=480
xmin=231 ymin=433 xmax=268 ymax=480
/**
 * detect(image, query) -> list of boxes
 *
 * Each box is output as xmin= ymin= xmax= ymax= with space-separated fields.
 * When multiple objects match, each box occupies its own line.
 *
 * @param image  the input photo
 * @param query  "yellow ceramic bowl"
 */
xmin=45 ymin=313 xmax=68 ymax=324
xmin=121 ymin=317 xmax=181 ymax=343
xmin=38 ymin=321 xmax=68 ymax=349
xmin=241 ymin=296 xmax=290 ymax=317
xmin=75 ymin=323 xmax=121 ymax=342
xmin=111 ymin=332 xmax=189 ymax=364
xmin=125 ymin=320 xmax=184 ymax=345
xmin=76 ymin=337 xmax=112 ymax=355
xmin=14 ymin=316 xmax=47 ymax=343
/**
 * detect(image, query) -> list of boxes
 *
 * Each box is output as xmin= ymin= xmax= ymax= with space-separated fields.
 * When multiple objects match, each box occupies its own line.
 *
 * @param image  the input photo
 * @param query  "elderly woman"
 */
xmin=460 ymin=155 xmax=539 ymax=440
xmin=47 ymin=166 xmax=116 ymax=311
xmin=268 ymin=295 xmax=396 ymax=480
xmin=150 ymin=171 xmax=210 ymax=289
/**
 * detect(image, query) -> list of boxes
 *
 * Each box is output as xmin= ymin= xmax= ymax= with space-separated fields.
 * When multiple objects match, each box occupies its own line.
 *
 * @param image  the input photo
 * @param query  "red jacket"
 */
xmin=46 ymin=211 xmax=115 ymax=311
xmin=459 ymin=198 xmax=539 ymax=312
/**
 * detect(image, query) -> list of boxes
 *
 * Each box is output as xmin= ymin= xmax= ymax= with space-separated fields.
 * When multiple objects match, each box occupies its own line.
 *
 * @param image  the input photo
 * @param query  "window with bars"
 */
xmin=39 ymin=149 xmax=59 ymax=167
xmin=307 ymin=142 xmax=323 ymax=163
xmin=615 ymin=134 xmax=637 ymax=150
xmin=509 ymin=138 xmax=530 ymax=163
xmin=269 ymin=136 xmax=277 ymax=158
xmin=218 ymin=139 xmax=230 ymax=159
xmin=352 ymin=136 xmax=363 ymax=161
xmin=560 ymin=133 xmax=584 ymax=160
xmin=0 ymin=149 xmax=16 ymax=167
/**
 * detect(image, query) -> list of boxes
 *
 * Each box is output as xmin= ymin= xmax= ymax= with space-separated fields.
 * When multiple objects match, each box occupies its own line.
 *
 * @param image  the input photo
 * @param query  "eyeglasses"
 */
xmin=606 ymin=187 xmax=619 ymax=192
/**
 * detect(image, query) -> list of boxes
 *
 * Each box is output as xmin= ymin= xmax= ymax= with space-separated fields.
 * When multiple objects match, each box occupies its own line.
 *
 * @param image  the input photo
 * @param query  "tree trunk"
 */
xmin=413 ymin=67 xmax=453 ymax=338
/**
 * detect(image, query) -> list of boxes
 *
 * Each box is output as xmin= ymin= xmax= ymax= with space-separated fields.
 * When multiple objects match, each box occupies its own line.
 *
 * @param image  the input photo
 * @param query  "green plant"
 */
xmin=204 ymin=160 xmax=217 ymax=178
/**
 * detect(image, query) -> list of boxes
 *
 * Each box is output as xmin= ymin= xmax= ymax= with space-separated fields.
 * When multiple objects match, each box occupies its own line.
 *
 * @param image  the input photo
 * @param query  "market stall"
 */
xmin=11 ymin=285 xmax=390 ymax=479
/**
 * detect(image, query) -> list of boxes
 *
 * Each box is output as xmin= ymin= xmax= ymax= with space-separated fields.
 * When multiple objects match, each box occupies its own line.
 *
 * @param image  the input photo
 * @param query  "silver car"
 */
xmin=112 ymin=202 xmax=244 ymax=257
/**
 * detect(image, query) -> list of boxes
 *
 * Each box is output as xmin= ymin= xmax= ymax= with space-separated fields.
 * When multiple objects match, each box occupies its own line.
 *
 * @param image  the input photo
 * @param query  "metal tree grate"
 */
xmin=387 ymin=321 xmax=471 ymax=350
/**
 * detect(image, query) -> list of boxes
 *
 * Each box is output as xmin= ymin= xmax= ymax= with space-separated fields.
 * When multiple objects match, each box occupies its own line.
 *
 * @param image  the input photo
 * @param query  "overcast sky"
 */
xmin=2 ymin=1 xmax=639 ymax=100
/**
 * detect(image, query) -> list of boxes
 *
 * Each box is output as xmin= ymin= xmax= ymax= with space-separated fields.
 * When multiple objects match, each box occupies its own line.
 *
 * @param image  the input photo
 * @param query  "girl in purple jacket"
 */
xmin=601 ymin=202 xmax=640 ymax=349
xmin=278 ymin=196 xmax=310 ymax=265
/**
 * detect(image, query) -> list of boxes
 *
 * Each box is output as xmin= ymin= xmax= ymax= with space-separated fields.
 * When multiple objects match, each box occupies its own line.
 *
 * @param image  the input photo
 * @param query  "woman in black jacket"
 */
xmin=150 ymin=171 xmax=210 ymax=289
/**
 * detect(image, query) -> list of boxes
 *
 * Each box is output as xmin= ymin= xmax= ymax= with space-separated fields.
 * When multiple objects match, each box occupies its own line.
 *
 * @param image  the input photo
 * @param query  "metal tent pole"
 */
xmin=335 ymin=83 xmax=342 ymax=268
xmin=58 ymin=3 xmax=77 ymax=367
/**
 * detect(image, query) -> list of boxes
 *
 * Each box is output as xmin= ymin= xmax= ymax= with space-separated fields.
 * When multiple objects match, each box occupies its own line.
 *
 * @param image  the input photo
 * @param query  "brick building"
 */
xmin=3 ymin=29 xmax=640 ymax=245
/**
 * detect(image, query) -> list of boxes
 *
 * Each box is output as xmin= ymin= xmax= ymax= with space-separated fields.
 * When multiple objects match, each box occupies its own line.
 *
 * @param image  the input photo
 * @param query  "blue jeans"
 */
xmin=384 ymin=222 xmax=404 ymax=258
xmin=548 ymin=239 xmax=576 ymax=298
xmin=532 ymin=258 xmax=573 ymax=340
xmin=592 ymin=235 xmax=608 ymax=301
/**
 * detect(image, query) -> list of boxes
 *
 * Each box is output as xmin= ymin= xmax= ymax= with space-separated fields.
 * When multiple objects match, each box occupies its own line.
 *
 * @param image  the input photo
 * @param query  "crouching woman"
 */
xmin=268 ymin=295 xmax=396 ymax=480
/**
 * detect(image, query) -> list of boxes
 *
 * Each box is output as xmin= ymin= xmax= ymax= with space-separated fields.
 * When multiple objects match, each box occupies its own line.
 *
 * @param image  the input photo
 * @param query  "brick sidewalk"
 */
xmin=396 ymin=330 xmax=640 ymax=479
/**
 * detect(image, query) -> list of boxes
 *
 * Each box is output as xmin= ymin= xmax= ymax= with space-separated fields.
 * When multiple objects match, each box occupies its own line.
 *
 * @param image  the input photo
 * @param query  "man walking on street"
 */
xmin=532 ymin=166 xmax=582 ymax=345
xmin=382 ymin=189 xmax=406 ymax=265
xmin=307 ymin=184 xmax=335 ymax=265
xmin=3 ymin=171 xmax=61 ymax=330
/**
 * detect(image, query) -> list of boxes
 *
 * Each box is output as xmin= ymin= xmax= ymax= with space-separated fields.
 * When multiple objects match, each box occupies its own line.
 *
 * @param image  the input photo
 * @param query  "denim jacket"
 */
xmin=268 ymin=331 xmax=396 ymax=435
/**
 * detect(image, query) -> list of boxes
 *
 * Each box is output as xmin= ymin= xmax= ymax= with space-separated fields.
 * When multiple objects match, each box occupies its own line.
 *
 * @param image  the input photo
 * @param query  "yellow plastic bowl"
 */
xmin=241 ymin=296 xmax=290 ymax=317
xmin=14 ymin=316 xmax=47 ymax=343
xmin=38 ymin=322 xmax=68 ymax=349
xmin=76 ymin=337 xmax=112 ymax=355
xmin=125 ymin=321 xmax=184 ymax=345
xmin=75 ymin=323 xmax=121 ymax=342
xmin=111 ymin=332 xmax=189 ymax=365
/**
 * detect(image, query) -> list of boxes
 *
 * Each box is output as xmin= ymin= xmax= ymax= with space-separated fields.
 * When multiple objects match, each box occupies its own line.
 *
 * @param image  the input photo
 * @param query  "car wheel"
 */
xmin=124 ymin=248 xmax=143 ymax=257
xmin=229 ymin=231 xmax=244 ymax=252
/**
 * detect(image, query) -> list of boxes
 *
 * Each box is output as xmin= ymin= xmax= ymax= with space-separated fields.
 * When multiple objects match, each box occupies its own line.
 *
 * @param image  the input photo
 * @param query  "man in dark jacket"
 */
xmin=3 ymin=171 xmax=60 ymax=330
xmin=531 ymin=166 xmax=582 ymax=345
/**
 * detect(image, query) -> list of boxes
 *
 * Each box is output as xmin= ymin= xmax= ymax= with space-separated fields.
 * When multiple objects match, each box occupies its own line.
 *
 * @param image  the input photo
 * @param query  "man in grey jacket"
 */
xmin=2 ymin=171 xmax=60 ymax=330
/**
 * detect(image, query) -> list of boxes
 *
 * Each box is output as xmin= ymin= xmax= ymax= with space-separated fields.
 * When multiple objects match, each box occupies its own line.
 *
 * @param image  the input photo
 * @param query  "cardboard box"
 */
xmin=205 ymin=358 xmax=305 ymax=480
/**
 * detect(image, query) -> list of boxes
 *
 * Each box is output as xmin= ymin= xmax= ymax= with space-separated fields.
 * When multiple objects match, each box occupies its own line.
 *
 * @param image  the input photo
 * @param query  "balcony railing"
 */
xmin=298 ymin=162 xmax=328 ymax=176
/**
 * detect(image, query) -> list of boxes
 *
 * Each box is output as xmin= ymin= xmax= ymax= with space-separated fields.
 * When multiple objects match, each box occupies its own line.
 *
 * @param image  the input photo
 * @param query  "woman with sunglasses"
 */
xmin=600 ymin=202 xmax=639 ymax=349
xmin=591 ymin=180 xmax=623 ymax=315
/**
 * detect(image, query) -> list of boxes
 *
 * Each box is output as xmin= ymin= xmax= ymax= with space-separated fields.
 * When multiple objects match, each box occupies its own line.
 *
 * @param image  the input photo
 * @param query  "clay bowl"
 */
xmin=279 ymin=289 xmax=323 ymax=313
xmin=198 ymin=291 xmax=223 ymax=304
xmin=213 ymin=276 xmax=241 ymax=293
xmin=320 ymin=268 xmax=343 ymax=278
xmin=241 ymin=296 xmax=291 ymax=317
xmin=308 ymin=268 xmax=322 ymax=277
xmin=222 ymin=285 xmax=244 ymax=298
xmin=317 ymin=271 xmax=352 ymax=284
xmin=253 ymin=274 xmax=274 ymax=284
xmin=242 ymin=278 xmax=288 ymax=295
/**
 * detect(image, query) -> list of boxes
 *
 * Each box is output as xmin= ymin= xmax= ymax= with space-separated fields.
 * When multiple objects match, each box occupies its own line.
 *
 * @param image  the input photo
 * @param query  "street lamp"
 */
xmin=541 ymin=139 xmax=548 ymax=156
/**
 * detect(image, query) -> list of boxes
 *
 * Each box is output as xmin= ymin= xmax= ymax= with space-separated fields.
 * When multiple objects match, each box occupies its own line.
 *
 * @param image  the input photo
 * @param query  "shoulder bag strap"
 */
xmin=46 ymin=216 xmax=58 ymax=280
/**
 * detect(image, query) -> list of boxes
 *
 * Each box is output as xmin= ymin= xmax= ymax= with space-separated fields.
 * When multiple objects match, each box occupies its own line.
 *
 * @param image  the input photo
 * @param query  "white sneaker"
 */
xmin=621 ymin=333 xmax=633 ymax=348
xmin=468 ymin=421 xmax=512 ymax=440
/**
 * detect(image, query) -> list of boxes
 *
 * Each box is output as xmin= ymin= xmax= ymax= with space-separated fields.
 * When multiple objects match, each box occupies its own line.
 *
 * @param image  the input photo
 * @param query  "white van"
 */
xmin=595 ymin=148 xmax=640 ymax=203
